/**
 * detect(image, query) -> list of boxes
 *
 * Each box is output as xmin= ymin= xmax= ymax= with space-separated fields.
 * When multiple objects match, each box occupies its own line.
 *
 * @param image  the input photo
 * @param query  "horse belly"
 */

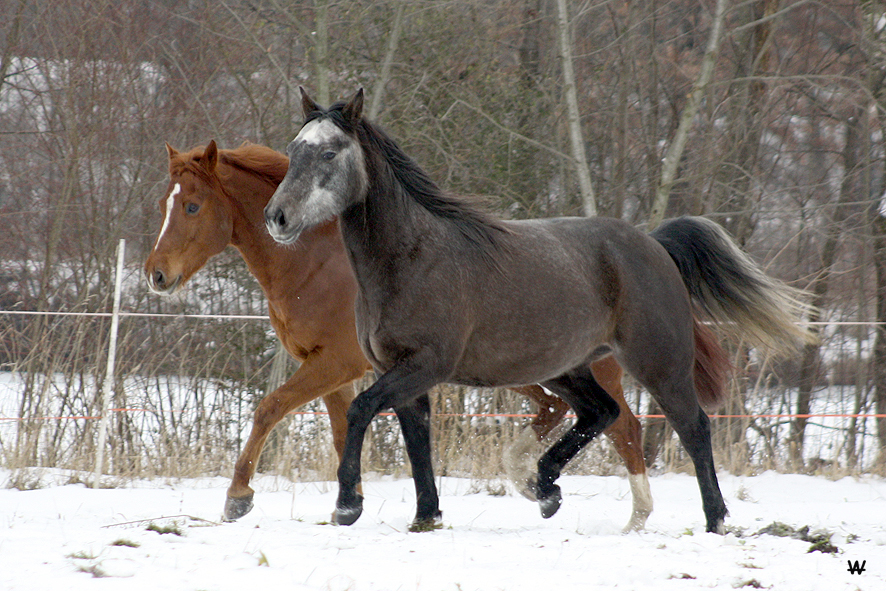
xmin=455 ymin=309 xmax=609 ymax=388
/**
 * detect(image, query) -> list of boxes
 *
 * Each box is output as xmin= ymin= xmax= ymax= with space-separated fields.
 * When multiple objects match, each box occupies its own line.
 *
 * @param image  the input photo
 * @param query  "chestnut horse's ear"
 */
xmin=165 ymin=142 xmax=178 ymax=159
xmin=300 ymin=86 xmax=320 ymax=118
xmin=202 ymin=140 xmax=218 ymax=173
xmin=343 ymin=88 xmax=364 ymax=122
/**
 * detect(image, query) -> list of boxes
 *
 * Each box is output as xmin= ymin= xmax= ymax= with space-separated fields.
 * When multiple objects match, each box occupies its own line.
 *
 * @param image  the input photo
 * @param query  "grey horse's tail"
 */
xmin=651 ymin=216 xmax=817 ymax=357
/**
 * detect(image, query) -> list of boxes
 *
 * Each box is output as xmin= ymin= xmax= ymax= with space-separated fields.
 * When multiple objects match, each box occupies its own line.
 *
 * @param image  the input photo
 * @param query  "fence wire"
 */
xmin=1 ymin=308 xmax=884 ymax=481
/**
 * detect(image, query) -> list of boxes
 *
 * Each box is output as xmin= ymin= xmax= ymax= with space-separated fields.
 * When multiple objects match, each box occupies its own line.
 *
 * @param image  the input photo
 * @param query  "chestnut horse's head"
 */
xmin=144 ymin=140 xmax=234 ymax=295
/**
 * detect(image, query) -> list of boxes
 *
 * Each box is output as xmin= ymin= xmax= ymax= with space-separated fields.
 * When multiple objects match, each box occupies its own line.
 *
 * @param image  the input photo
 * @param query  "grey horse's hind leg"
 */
xmin=533 ymin=366 xmax=621 ymax=518
xmin=643 ymin=369 xmax=728 ymax=533
xmin=665 ymin=397 xmax=727 ymax=533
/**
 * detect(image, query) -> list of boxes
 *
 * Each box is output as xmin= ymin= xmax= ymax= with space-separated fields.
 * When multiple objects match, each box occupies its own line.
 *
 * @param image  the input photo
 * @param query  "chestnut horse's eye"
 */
xmin=322 ymin=151 xmax=336 ymax=160
xmin=186 ymin=202 xmax=200 ymax=215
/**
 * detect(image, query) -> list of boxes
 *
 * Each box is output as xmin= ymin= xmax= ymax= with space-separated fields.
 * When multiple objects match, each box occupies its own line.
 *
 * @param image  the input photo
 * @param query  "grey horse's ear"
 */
xmin=343 ymin=88 xmax=364 ymax=122
xmin=300 ymin=86 xmax=320 ymax=118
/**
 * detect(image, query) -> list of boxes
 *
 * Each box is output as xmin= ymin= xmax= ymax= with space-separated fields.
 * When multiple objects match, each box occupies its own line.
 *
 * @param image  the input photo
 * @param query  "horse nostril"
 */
xmin=266 ymin=207 xmax=286 ymax=229
xmin=153 ymin=269 xmax=166 ymax=289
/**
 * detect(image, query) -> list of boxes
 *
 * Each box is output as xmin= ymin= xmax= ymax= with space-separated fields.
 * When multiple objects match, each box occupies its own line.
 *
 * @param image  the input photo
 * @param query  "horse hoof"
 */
xmin=333 ymin=495 xmax=364 ymax=526
xmin=706 ymin=518 xmax=726 ymax=535
xmin=408 ymin=511 xmax=443 ymax=533
xmin=538 ymin=487 xmax=562 ymax=519
xmin=223 ymin=493 xmax=255 ymax=521
xmin=622 ymin=510 xmax=650 ymax=533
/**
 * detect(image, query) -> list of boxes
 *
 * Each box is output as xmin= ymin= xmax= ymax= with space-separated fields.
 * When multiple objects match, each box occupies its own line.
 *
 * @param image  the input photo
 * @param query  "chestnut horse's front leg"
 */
xmin=224 ymin=351 xmax=365 ymax=521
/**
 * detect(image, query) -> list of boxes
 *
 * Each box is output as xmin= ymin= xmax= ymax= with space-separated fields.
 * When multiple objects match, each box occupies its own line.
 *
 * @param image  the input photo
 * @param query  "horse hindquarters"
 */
xmin=609 ymin=237 xmax=726 ymax=532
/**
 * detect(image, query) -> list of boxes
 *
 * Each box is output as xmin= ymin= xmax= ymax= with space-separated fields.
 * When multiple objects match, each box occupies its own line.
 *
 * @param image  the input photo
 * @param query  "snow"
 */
xmin=1 ymin=470 xmax=884 ymax=590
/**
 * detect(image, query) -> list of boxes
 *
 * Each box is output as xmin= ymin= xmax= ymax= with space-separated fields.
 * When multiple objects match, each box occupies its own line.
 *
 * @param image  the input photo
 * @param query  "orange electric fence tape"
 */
xmin=2 ymin=410 xmax=885 ymax=422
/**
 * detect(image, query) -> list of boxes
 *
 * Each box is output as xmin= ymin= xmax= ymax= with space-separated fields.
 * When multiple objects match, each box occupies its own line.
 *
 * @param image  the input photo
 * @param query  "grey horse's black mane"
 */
xmin=309 ymin=101 xmax=511 ymax=251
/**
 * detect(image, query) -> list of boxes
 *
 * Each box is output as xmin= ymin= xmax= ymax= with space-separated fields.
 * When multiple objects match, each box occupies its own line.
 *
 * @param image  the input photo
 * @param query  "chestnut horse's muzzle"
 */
xmin=144 ymin=267 xmax=181 ymax=295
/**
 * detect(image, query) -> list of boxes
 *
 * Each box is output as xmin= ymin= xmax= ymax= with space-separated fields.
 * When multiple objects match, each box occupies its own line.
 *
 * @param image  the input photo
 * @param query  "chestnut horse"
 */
xmin=144 ymin=140 xmax=655 ymax=529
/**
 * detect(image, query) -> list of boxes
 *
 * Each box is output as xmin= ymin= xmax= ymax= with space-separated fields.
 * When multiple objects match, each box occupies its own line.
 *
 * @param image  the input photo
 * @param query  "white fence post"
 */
xmin=92 ymin=238 xmax=125 ymax=488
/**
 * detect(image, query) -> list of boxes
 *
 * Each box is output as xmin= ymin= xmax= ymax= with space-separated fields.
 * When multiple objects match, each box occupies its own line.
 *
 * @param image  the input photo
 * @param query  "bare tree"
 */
xmin=555 ymin=0 xmax=596 ymax=216
xmin=648 ymin=0 xmax=728 ymax=229
xmin=860 ymin=0 xmax=886 ymax=472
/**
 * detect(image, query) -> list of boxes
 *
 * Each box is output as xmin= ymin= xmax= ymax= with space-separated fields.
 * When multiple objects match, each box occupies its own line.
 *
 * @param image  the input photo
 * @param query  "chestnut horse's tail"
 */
xmin=651 ymin=216 xmax=817 ymax=357
xmin=692 ymin=317 xmax=731 ymax=412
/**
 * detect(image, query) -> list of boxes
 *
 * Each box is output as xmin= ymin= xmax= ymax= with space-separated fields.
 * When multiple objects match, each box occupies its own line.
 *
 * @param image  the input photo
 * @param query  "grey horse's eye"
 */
xmin=322 ymin=151 xmax=336 ymax=160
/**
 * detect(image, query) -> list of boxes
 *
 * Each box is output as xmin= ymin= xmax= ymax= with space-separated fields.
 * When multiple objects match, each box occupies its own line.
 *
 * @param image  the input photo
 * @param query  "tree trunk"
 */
xmin=0 ymin=0 xmax=28 ymax=100
xmin=314 ymin=0 xmax=330 ymax=106
xmin=873 ymin=225 xmax=886 ymax=470
xmin=860 ymin=0 xmax=886 ymax=475
xmin=368 ymin=3 xmax=407 ymax=121
xmin=554 ymin=0 xmax=596 ymax=216
xmin=789 ymin=112 xmax=861 ymax=469
xmin=716 ymin=0 xmax=778 ymax=243
xmin=648 ymin=0 xmax=728 ymax=229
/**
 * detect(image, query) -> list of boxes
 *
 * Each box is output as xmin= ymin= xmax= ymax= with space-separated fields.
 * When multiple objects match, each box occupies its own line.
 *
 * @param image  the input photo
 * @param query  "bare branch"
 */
xmin=649 ymin=0 xmax=728 ymax=229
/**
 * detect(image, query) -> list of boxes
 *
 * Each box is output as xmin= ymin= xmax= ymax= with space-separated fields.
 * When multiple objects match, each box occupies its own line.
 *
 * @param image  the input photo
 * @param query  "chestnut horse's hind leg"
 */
xmin=520 ymin=385 xmax=570 ymax=440
xmin=605 ymin=396 xmax=653 ymax=532
xmin=534 ymin=366 xmax=621 ymax=519
xmin=591 ymin=357 xmax=653 ymax=532
xmin=224 ymin=352 xmax=362 ymax=521
xmin=502 ymin=385 xmax=569 ymax=501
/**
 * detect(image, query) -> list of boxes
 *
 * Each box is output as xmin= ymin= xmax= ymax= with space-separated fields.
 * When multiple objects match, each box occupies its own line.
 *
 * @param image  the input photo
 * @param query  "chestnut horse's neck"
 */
xmin=217 ymin=150 xmax=345 ymax=298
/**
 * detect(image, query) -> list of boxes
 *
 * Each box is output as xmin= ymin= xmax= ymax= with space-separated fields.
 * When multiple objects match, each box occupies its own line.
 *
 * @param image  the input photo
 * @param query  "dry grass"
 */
xmin=2 ymin=320 xmax=882 ymax=488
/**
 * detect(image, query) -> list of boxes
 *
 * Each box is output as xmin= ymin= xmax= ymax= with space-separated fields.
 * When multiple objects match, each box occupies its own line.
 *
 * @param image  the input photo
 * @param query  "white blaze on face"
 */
xmin=293 ymin=119 xmax=349 ymax=220
xmin=270 ymin=117 xmax=367 ymax=238
xmin=296 ymin=118 xmax=338 ymax=145
xmin=155 ymin=183 xmax=181 ymax=248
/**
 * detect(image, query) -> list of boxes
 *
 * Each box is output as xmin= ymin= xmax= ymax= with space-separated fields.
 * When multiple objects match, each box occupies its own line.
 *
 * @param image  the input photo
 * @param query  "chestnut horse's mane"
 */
xmin=171 ymin=142 xmax=289 ymax=187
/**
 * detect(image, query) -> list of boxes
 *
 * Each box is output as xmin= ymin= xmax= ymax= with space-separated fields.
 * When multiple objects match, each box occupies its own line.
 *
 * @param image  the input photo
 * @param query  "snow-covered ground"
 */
xmin=1 ymin=470 xmax=883 ymax=590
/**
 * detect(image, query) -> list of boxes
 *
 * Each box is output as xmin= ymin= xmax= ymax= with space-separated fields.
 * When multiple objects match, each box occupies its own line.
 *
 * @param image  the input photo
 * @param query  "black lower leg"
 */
xmin=535 ymin=367 xmax=621 ymax=518
xmin=395 ymin=394 xmax=441 ymax=529
xmin=334 ymin=392 xmax=377 ymax=525
xmin=534 ymin=417 xmax=612 ymax=518
xmin=671 ymin=407 xmax=727 ymax=533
